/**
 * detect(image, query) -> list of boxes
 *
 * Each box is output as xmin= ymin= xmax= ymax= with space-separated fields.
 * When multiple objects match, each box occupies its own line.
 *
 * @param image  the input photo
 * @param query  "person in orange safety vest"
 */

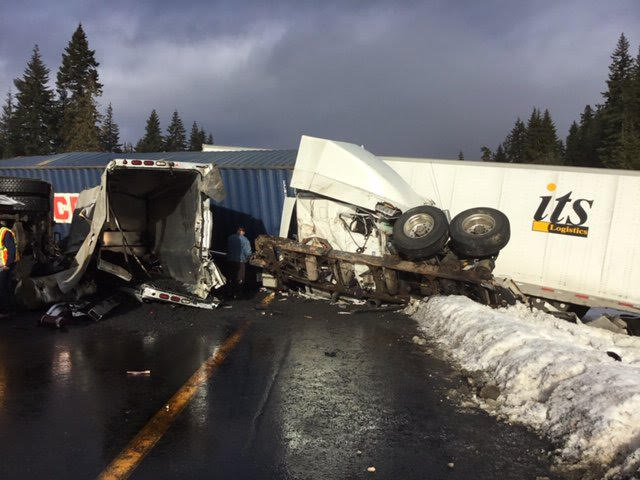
xmin=0 ymin=224 xmax=18 ymax=317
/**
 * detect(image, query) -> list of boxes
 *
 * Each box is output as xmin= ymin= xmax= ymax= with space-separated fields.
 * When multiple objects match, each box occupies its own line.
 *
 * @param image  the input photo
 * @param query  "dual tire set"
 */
xmin=392 ymin=205 xmax=510 ymax=260
xmin=0 ymin=177 xmax=52 ymax=214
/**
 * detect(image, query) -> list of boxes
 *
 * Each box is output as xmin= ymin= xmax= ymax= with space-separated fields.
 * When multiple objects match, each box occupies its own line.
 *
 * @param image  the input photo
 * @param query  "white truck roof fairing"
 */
xmin=290 ymin=136 xmax=427 ymax=212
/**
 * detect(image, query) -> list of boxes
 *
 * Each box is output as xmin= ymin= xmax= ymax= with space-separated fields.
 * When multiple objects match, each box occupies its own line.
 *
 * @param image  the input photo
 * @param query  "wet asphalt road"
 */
xmin=0 ymin=293 xmax=562 ymax=479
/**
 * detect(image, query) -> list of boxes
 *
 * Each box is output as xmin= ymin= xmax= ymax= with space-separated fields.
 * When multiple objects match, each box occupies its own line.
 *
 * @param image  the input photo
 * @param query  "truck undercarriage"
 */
xmin=251 ymin=235 xmax=518 ymax=308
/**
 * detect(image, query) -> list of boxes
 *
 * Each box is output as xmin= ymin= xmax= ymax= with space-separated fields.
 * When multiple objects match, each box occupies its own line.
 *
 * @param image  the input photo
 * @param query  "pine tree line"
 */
xmin=0 ymin=24 xmax=215 ymax=159
xmin=479 ymin=33 xmax=640 ymax=170
xmin=135 ymin=109 xmax=213 ymax=153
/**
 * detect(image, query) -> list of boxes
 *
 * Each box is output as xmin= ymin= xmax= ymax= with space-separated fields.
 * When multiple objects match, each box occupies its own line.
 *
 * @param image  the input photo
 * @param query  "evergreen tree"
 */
xmin=136 ymin=110 xmax=164 ymax=152
xmin=198 ymin=126 xmax=206 ymax=148
xmin=539 ymin=109 xmax=564 ymax=164
xmin=565 ymin=121 xmax=580 ymax=166
xmin=492 ymin=144 xmax=507 ymax=162
xmin=457 ymin=151 xmax=464 ymax=161
xmin=0 ymin=92 xmax=15 ymax=159
xmin=480 ymin=146 xmax=492 ymax=162
xmin=64 ymin=87 xmax=101 ymax=151
xmin=100 ymin=103 xmax=121 ymax=152
xmin=602 ymin=33 xmax=633 ymax=109
xmin=56 ymin=24 xmax=102 ymax=152
xmin=523 ymin=108 xmax=543 ymax=163
xmin=12 ymin=45 xmax=55 ymax=155
xmin=503 ymin=118 xmax=526 ymax=163
xmin=189 ymin=121 xmax=202 ymax=151
xmin=164 ymin=110 xmax=187 ymax=151
xmin=206 ymin=133 xmax=214 ymax=145
xmin=599 ymin=33 xmax=637 ymax=168
xmin=573 ymin=105 xmax=605 ymax=167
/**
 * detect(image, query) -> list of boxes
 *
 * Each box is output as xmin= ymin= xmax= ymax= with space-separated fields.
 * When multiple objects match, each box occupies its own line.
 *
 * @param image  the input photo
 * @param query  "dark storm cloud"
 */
xmin=1 ymin=0 xmax=639 ymax=157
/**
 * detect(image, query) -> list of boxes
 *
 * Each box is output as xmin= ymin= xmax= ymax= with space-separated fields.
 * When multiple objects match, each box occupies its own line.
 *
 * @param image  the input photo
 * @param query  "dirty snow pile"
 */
xmin=408 ymin=296 xmax=640 ymax=478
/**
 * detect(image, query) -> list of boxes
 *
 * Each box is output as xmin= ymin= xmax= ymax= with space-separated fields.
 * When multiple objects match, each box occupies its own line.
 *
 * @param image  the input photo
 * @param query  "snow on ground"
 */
xmin=408 ymin=296 xmax=640 ymax=478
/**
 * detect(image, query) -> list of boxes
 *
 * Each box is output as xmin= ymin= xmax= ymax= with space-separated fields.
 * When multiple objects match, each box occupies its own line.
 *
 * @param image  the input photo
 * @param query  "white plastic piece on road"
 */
xmin=408 ymin=296 xmax=640 ymax=478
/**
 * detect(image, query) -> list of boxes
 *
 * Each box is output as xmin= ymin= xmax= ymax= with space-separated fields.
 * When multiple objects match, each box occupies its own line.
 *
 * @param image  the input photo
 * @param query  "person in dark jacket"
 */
xmin=0 ymin=224 xmax=18 ymax=318
xmin=226 ymin=226 xmax=252 ymax=298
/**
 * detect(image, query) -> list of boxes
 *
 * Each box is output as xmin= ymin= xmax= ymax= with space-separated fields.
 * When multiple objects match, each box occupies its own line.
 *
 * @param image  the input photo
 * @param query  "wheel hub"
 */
xmin=403 ymin=213 xmax=434 ymax=238
xmin=461 ymin=213 xmax=495 ymax=235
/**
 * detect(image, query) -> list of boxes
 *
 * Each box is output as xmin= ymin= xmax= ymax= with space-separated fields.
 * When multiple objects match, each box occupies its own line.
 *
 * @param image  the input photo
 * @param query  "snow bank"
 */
xmin=409 ymin=296 xmax=640 ymax=478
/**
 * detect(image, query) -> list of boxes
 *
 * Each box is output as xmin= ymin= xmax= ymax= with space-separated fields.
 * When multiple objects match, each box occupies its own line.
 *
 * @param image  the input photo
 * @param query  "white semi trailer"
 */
xmin=381 ymin=156 xmax=640 ymax=315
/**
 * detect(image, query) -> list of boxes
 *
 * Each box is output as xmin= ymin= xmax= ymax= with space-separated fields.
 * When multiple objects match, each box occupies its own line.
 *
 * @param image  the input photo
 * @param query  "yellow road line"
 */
xmin=97 ymin=322 xmax=250 ymax=480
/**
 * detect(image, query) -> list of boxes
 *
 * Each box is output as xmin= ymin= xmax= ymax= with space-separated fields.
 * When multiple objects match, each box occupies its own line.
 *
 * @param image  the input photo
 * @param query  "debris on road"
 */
xmin=409 ymin=295 xmax=640 ymax=478
xmin=411 ymin=335 xmax=427 ymax=346
xmin=367 ymin=466 xmax=376 ymax=473
xmin=126 ymin=370 xmax=151 ymax=376
xmin=583 ymin=314 xmax=628 ymax=335
xmin=478 ymin=384 xmax=500 ymax=400
xmin=447 ymin=462 xmax=455 ymax=469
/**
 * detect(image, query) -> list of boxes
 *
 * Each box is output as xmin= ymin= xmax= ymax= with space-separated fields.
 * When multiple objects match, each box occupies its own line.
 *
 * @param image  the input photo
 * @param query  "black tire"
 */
xmin=449 ymin=207 xmax=510 ymax=258
xmin=0 ymin=176 xmax=51 ymax=197
xmin=0 ymin=195 xmax=50 ymax=213
xmin=392 ymin=205 xmax=449 ymax=259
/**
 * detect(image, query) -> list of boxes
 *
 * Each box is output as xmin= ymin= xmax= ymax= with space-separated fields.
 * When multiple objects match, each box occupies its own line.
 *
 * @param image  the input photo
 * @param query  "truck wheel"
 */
xmin=449 ymin=207 xmax=510 ymax=258
xmin=392 ymin=205 xmax=449 ymax=259
xmin=0 ymin=195 xmax=50 ymax=213
xmin=0 ymin=176 xmax=51 ymax=197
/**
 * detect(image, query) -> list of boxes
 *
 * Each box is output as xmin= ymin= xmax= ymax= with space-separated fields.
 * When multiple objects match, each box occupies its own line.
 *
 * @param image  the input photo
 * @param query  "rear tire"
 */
xmin=392 ymin=205 xmax=449 ymax=259
xmin=449 ymin=207 xmax=510 ymax=257
xmin=0 ymin=176 xmax=51 ymax=197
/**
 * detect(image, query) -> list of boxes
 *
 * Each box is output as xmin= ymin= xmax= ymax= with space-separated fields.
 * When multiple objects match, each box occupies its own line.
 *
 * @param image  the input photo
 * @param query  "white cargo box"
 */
xmin=381 ymin=157 xmax=640 ymax=313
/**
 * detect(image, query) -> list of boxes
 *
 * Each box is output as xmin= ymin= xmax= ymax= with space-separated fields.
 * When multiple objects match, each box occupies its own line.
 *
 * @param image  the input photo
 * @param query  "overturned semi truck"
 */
xmin=251 ymin=136 xmax=518 ymax=307
xmin=17 ymin=159 xmax=227 ymax=309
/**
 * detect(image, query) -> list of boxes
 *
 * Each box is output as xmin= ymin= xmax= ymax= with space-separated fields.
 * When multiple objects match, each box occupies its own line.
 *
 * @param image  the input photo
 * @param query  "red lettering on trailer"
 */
xmin=53 ymin=193 xmax=79 ymax=224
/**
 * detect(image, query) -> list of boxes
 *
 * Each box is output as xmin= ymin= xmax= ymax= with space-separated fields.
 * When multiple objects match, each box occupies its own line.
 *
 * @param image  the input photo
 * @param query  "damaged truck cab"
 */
xmin=253 ymin=136 xmax=514 ymax=306
xmin=18 ymin=159 xmax=226 ymax=310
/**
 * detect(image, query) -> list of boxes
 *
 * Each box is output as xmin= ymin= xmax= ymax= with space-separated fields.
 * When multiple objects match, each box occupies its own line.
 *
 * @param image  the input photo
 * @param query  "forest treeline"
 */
xmin=0 ymin=24 xmax=213 ymax=158
xmin=475 ymin=33 xmax=640 ymax=170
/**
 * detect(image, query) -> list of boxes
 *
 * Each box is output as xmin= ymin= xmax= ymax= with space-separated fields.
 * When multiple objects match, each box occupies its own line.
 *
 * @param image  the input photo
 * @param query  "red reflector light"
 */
xmin=143 ymin=160 xmax=154 ymax=166
xmin=541 ymin=287 xmax=554 ymax=292
xmin=575 ymin=293 xmax=589 ymax=299
xmin=159 ymin=293 xmax=169 ymax=300
xmin=131 ymin=160 xmax=142 ymax=165
xmin=170 ymin=296 xmax=181 ymax=302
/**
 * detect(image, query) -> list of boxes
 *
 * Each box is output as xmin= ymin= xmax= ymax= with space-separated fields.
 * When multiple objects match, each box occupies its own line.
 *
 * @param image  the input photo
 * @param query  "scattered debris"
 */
xmin=356 ymin=450 xmax=362 ymax=455
xmin=607 ymin=351 xmax=622 ymax=362
xmin=261 ymin=292 xmax=276 ymax=306
xmin=126 ymin=370 xmax=151 ymax=376
xmin=324 ymin=351 xmax=337 ymax=358
xmin=584 ymin=315 xmax=628 ymax=335
xmin=87 ymin=294 xmax=123 ymax=321
xmin=412 ymin=335 xmax=427 ymax=346
xmin=39 ymin=303 xmax=71 ymax=328
xmin=447 ymin=462 xmax=455 ymax=469
xmin=304 ymin=315 xmax=313 ymax=319
xmin=337 ymin=311 xmax=352 ymax=315
xmin=478 ymin=384 xmax=500 ymax=400
xmin=367 ymin=466 xmax=376 ymax=473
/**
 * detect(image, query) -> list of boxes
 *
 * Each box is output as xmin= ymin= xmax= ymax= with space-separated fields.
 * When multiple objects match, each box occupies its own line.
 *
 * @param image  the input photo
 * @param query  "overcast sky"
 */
xmin=0 ymin=0 xmax=638 ymax=158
